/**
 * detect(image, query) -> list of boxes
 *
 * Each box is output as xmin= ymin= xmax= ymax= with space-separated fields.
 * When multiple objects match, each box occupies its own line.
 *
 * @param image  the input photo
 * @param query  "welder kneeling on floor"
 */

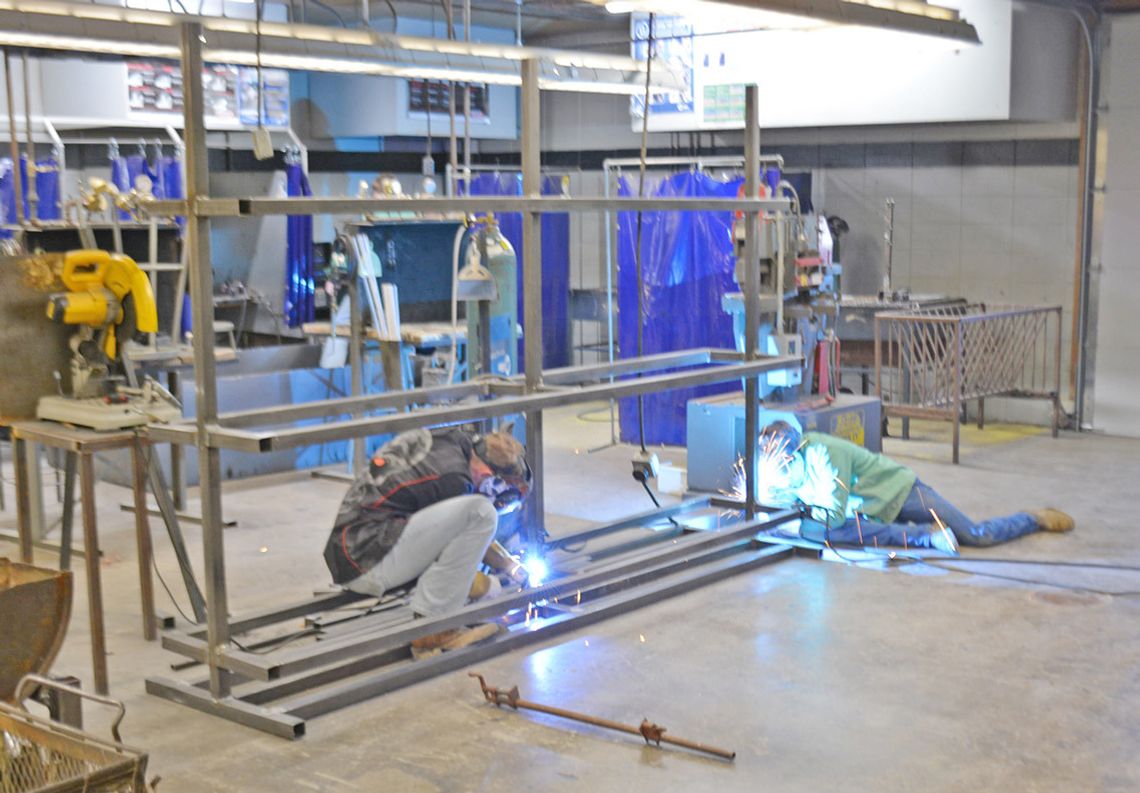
xmin=758 ymin=421 xmax=1074 ymax=554
xmin=322 ymin=426 xmax=531 ymax=658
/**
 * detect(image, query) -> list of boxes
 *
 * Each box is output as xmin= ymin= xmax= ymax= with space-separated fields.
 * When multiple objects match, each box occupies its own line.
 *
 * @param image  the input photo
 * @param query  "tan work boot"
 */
xmin=1033 ymin=508 xmax=1075 ymax=532
xmin=410 ymin=623 xmax=502 ymax=660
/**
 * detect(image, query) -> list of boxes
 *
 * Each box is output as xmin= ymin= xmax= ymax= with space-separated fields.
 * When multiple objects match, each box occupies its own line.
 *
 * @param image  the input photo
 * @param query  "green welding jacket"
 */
xmin=803 ymin=432 xmax=917 ymax=524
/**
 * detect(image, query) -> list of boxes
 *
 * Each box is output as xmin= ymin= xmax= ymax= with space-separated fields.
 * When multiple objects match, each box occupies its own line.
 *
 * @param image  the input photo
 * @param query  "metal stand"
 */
xmin=137 ymin=37 xmax=791 ymax=736
xmin=10 ymin=422 xmax=163 ymax=695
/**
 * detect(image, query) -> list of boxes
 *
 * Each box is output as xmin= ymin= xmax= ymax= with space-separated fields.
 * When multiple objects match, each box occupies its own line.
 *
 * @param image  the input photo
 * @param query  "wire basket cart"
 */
xmin=0 ymin=676 xmax=148 ymax=793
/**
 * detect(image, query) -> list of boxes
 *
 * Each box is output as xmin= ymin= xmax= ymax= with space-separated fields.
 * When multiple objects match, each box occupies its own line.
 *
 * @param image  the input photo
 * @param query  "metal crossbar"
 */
xmin=875 ymin=304 xmax=1062 ymax=462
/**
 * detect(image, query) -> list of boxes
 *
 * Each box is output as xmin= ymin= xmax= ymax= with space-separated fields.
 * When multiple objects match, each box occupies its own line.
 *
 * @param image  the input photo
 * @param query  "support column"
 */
xmin=182 ymin=22 xmax=230 ymax=698
xmin=743 ymin=85 xmax=761 ymax=517
xmin=521 ymin=59 xmax=545 ymax=547
xmin=348 ymin=262 xmax=366 ymax=474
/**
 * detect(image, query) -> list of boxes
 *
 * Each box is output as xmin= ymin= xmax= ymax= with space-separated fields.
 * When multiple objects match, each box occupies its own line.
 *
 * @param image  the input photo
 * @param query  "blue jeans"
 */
xmin=812 ymin=480 xmax=1039 ymax=549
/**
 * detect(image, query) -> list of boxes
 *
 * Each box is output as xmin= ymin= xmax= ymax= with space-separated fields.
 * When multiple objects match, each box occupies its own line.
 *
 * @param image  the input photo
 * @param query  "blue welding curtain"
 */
xmin=284 ymin=162 xmax=315 ymax=328
xmin=467 ymin=172 xmax=570 ymax=369
xmin=0 ymin=156 xmax=61 ymax=230
xmin=616 ymin=170 xmax=743 ymax=447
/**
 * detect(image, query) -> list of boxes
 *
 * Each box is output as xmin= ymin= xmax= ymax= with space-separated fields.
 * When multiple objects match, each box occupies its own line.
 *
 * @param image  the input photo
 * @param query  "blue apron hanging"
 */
xmin=284 ymin=160 xmax=315 ymax=328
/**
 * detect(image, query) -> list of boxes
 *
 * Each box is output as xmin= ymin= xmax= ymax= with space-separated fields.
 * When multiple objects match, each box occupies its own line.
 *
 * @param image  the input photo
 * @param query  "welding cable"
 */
xmin=794 ymin=499 xmax=1140 ymax=598
xmin=632 ymin=13 xmax=655 ymax=455
xmin=151 ymin=554 xmax=198 ymax=625
xmin=895 ymin=556 xmax=1140 ymax=598
xmin=638 ymin=479 xmax=681 ymax=527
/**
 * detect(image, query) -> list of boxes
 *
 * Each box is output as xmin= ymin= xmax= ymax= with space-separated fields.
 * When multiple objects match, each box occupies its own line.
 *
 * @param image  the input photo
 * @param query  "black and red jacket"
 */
xmin=323 ymin=428 xmax=476 ymax=584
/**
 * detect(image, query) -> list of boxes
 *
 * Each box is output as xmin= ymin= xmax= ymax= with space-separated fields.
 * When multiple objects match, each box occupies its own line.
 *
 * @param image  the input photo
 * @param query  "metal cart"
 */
xmin=0 ymin=676 xmax=148 ymax=793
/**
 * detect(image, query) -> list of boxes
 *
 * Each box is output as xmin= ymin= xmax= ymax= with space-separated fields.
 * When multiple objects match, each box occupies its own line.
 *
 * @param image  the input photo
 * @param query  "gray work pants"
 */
xmin=346 ymin=495 xmax=498 ymax=616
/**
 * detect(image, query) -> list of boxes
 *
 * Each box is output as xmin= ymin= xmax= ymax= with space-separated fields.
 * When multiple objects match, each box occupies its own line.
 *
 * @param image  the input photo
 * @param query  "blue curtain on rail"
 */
xmin=616 ymin=170 xmax=742 ymax=447
xmin=284 ymin=161 xmax=315 ymax=328
xmin=467 ymin=172 xmax=571 ymax=369
xmin=0 ymin=156 xmax=61 ymax=231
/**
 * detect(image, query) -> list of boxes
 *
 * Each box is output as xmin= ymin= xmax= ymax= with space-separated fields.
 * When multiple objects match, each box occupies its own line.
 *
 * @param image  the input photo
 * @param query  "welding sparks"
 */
xmin=522 ymin=556 xmax=549 ymax=587
xmin=726 ymin=435 xmax=843 ymax=526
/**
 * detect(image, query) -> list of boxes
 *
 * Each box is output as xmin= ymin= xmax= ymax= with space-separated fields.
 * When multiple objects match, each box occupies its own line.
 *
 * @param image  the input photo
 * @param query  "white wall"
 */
xmin=1091 ymin=14 xmax=1140 ymax=437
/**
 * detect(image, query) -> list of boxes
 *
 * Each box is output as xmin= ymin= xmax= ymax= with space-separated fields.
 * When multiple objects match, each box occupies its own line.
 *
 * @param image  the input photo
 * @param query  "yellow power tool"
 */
xmin=45 ymin=249 xmax=158 ymax=364
xmin=37 ymin=250 xmax=181 ymax=429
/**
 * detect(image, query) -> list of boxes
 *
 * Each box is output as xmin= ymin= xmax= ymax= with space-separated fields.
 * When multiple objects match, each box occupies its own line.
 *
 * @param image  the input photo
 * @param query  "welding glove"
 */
xmin=483 ymin=541 xmax=528 ymax=585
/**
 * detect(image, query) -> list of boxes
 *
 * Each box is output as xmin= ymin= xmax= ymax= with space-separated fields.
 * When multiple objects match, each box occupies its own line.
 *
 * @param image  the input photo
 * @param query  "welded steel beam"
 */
xmin=147 ymin=347 xmax=769 ymax=445
xmin=214 ymin=381 xmax=487 ymax=429
xmin=142 ymin=195 xmax=789 ymax=218
xmin=743 ymin=84 xmax=761 ymax=518
xmin=197 ymin=355 xmax=800 ymax=453
xmin=144 ymin=677 xmax=306 ymax=739
xmin=182 ymin=21 xmax=231 ymax=700
xmin=521 ymin=58 xmax=546 ymax=550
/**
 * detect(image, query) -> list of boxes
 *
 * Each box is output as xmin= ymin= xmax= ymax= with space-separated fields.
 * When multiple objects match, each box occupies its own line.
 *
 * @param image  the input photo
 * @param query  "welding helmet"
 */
xmin=759 ymin=420 xmax=804 ymax=471
xmin=472 ymin=431 xmax=532 ymax=513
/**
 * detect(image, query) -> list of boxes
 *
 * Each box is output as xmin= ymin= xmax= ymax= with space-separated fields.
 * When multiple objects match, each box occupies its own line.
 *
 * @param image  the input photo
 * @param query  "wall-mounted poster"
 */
xmin=126 ymin=60 xmax=289 ymax=128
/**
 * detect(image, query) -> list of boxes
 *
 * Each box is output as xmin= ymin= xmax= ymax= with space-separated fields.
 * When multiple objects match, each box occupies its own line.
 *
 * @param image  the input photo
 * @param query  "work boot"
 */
xmin=410 ymin=623 xmax=502 ymax=660
xmin=468 ymin=571 xmax=503 ymax=602
xmin=1033 ymin=508 xmax=1075 ymax=532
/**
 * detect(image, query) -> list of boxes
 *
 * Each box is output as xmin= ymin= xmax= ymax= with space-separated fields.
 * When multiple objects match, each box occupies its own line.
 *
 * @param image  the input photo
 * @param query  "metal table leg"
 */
xmin=78 ymin=452 xmax=109 ymax=695
xmin=131 ymin=438 xmax=158 ymax=640
xmin=12 ymin=437 xmax=33 ymax=563
xmin=27 ymin=442 xmax=46 ymax=542
xmin=59 ymin=452 xmax=76 ymax=571
xmin=167 ymin=370 xmax=185 ymax=511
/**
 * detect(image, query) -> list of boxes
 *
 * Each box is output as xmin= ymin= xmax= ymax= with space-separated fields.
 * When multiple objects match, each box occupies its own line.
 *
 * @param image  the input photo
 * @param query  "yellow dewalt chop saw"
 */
xmin=35 ymin=249 xmax=182 ymax=430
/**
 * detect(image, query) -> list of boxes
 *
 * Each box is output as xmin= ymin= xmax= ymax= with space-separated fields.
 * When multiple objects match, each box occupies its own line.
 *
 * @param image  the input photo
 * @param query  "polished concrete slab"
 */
xmin=1 ymin=408 xmax=1137 ymax=792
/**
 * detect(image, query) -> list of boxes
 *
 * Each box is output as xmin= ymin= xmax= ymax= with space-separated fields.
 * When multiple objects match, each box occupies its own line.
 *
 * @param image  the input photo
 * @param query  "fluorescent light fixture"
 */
xmin=0 ymin=0 xmax=681 ymax=86
xmin=599 ymin=0 xmax=980 ymax=44
xmin=0 ymin=0 xmax=681 ymax=94
xmin=605 ymin=0 xmax=829 ymax=30
xmin=0 ymin=31 xmax=178 ymax=59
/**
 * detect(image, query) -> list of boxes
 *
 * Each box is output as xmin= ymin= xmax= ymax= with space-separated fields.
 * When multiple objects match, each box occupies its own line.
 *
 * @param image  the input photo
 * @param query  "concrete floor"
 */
xmin=2 ymin=405 xmax=1138 ymax=792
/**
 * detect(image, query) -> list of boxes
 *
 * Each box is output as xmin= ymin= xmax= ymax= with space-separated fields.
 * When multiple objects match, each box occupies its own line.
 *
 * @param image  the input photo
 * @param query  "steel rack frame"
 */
xmin=120 ymin=22 xmax=788 ymax=734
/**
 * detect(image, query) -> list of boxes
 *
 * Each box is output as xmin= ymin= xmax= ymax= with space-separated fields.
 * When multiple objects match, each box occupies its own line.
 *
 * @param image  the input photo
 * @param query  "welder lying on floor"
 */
xmin=757 ymin=421 xmax=1074 ymax=554
xmin=323 ymin=426 xmax=531 ymax=657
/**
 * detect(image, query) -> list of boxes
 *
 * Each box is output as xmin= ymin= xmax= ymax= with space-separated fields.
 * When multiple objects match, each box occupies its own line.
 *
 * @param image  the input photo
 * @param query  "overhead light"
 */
xmin=0 ymin=0 xmax=682 ymax=94
xmin=598 ymin=0 xmax=979 ymax=44
xmin=0 ymin=0 xmax=676 ymax=78
xmin=605 ymin=0 xmax=829 ymax=30
xmin=0 ymin=31 xmax=178 ymax=59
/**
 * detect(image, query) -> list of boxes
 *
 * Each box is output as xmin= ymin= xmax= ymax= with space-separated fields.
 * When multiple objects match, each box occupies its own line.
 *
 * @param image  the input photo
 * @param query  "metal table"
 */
xmin=9 ymin=421 xmax=157 ymax=695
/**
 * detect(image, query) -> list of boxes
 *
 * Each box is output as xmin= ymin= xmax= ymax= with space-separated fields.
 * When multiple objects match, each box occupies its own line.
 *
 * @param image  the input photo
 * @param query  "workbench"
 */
xmin=9 ymin=420 xmax=156 ymax=695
